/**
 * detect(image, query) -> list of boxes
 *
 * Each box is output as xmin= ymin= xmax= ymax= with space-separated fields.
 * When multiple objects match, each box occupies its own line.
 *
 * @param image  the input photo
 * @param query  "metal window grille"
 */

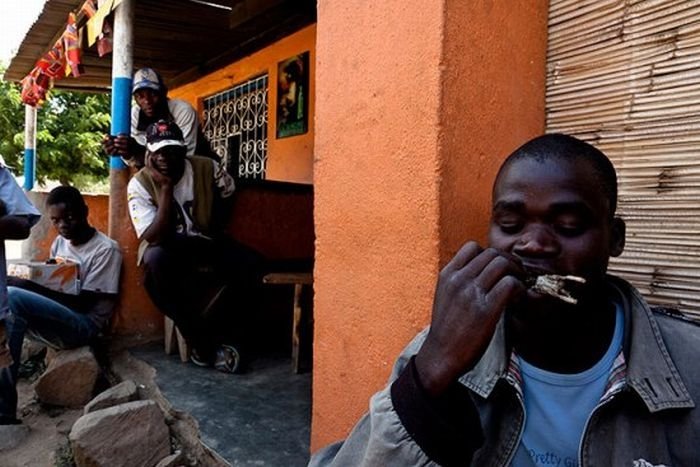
xmin=202 ymin=74 xmax=268 ymax=179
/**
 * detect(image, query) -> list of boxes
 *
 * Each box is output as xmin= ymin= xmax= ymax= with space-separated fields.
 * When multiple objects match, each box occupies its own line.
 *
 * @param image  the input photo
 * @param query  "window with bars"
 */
xmin=202 ymin=74 xmax=268 ymax=180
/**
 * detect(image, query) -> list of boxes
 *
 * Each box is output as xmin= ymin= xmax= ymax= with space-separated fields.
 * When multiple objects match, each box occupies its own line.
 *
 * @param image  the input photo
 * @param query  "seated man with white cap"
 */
xmin=127 ymin=119 xmax=264 ymax=373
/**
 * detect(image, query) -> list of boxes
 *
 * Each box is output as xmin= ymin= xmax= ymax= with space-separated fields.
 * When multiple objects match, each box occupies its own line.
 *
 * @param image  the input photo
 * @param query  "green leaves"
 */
xmin=0 ymin=70 xmax=25 ymax=172
xmin=36 ymin=89 xmax=111 ymax=186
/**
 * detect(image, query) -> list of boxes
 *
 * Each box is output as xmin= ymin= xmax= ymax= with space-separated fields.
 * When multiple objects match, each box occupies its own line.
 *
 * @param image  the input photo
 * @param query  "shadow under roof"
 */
xmin=4 ymin=0 xmax=316 ymax=92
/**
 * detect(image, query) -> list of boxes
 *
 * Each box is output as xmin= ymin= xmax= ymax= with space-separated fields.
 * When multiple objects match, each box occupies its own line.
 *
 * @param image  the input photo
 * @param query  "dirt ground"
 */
xmin=0 ymin=346 xmax=229 ymax=467
xmin=0 ymin=243 xmax=95 ymax=465
xmin=0 ymin=379 xmax=83 ymax=467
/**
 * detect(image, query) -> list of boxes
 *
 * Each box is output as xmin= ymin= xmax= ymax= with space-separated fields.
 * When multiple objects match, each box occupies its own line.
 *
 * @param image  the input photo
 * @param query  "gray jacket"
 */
xmin=310 ymin=275 xmax=700 ymax=466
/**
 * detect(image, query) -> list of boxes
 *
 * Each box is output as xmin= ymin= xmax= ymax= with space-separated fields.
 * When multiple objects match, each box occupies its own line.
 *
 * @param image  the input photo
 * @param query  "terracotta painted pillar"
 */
xmin=108 ymin=0 xmax=162 ymax=338
xmin=311 ymin=0 xmax=548 ymax=451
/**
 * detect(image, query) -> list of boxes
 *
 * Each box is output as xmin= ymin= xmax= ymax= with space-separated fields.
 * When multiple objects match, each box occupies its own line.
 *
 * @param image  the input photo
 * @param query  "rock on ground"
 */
xmin=35 ymin=347 xmax=99 ymax=407
xmin=0 ymin=424 xmax=30 ymax=451
xmin=156 ymin=450 xmax=187 ymax=467
xmin=0 ymin=346 xmax=229 ymax=467
xmin=83 ymin=379 xmax=139 ymax=414
xmin=70 ymin=399 xmax=170 ymax=467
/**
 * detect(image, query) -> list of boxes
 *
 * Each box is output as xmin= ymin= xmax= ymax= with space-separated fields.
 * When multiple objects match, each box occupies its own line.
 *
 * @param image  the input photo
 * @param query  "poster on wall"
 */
xmin=276 ymin=51 xmax=309 ymax=138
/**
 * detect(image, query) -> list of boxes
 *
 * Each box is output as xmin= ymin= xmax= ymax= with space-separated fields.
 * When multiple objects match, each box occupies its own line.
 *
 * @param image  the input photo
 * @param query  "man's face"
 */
xmin=488 ymin=157 xmax=624 ymax=302
xmin=134 ymin=88 xmax=162 ymax=117
xmin=48 ymin=202 xmax=87 ymax=241
xmin=150 ymin=145 xmax=186 ymax=179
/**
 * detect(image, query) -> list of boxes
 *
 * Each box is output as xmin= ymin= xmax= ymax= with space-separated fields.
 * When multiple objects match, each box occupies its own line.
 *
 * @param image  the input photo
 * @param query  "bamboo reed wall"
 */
xmin=546 ymin=0 xmax=700 ymax=319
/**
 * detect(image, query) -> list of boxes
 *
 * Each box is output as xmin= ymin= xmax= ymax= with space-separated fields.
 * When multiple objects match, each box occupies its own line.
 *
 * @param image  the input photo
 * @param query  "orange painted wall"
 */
xmin=169 ymin=25 xmax=316 ymax=185
xmin=313 ymin=0 xmax=445 ymax=449
xmin=311 ymin=0 xmax=548 ymax=451
xmin=438 ymin=1 xmax=548 ymax=261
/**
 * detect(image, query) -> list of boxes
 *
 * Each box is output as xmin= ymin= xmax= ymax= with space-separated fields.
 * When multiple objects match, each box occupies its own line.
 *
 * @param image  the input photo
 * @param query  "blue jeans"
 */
xmin=0 ymin=287 xmax=99 ymax=420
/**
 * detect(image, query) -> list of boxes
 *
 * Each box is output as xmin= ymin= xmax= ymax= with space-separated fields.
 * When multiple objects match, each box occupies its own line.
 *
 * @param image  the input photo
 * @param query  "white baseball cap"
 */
xmin=145 ymin=120 xmax=186 ymax=153
xmin=133 ymin=68 xmax=164 ymax=94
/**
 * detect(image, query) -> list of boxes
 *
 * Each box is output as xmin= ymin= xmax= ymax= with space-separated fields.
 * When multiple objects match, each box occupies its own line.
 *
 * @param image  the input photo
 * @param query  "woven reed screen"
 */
xmin=546 ymin=0 xmax=700 ymax=319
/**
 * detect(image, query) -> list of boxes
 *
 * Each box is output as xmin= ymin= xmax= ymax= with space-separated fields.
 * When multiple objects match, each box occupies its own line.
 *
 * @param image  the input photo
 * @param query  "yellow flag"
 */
xmin=86 ymin=0 xmax=115 ymax=47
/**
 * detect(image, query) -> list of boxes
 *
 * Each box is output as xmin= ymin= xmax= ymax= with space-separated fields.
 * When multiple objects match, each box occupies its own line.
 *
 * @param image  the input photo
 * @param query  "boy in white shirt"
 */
xmin=2 ymin=186 xmax=121 ymax=425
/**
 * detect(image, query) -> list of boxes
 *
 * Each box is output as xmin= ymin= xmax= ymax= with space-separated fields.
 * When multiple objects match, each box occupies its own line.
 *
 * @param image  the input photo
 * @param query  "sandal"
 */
xmin=214 ymin=345 xmax=241 ymax=374
xmin=190 ymin=348 xmax=212 ymax=367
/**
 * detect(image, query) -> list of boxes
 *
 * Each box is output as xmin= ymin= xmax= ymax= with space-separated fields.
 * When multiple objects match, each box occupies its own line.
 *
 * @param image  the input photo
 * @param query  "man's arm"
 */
xmin=414 ymin=242 xmax=523 ymax=395
xmin=76 ymin=290 xmax=117 ymax=320
xmin=8 ymin=277 xmax=117 ymax=319
xmin=138 ymin=155 xmax=175 ymax=244
xmin=102 ymin=134 xmax=146 ymax=169
xmin=309 ymin=330 xmax=484 ymax=467
xmin=210 ymin=159 xmax=236 ymax=233
xmin=172 ymin=100 xmax=199 ymax=156
xmin=397 ymin=243 xmax=524 ymax=464
xmin=0 ymin=199 xmax=34 ymax=240
xmin=0 ymin=215 xmax=34 ymax=240
xmin=310 ymin=242 xmax=526 ymax=466
xmin=8 ymin=276 xmax=83 ymax=310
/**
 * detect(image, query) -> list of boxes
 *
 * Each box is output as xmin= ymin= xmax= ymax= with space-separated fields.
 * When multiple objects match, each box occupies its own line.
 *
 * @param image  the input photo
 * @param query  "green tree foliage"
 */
xmin=0 ymin=70 xmax=24 ymax=170
xmin=0 ymin=64 xmax=111 ymax=188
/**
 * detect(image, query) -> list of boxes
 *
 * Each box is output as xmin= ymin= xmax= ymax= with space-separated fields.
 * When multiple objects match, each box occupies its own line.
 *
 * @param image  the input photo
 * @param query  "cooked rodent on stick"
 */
xmin=525 ymin=273 xmax=586 ymax=304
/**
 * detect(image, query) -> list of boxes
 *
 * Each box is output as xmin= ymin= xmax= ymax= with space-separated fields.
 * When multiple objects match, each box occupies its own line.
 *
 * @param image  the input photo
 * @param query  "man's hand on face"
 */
xmin=414 ymin=241 xmax=526 ymax=396
xmin=145 ymin=152 xmax=172 ymax=187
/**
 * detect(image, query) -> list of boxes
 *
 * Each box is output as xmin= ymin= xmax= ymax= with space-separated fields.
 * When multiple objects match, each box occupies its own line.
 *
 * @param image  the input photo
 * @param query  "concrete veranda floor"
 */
xmin=130 ymin=342 xmax=312 ymax=467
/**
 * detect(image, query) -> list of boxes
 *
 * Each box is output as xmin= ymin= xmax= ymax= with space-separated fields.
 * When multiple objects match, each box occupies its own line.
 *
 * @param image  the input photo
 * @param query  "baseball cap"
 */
xmin=146 ymin=120 xmax=186 ymax=152
xmin=133 ymin=67 xmax=164 ymax=94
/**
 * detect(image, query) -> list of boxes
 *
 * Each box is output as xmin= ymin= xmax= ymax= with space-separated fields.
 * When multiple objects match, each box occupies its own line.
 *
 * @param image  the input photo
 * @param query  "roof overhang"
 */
xmin=4 ymin=0 xmax=316 ymax=92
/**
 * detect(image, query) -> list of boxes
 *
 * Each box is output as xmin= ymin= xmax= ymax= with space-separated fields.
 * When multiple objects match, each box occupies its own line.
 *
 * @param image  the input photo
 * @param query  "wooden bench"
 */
xmin=262 ymin=272 xmax=313 ymax=373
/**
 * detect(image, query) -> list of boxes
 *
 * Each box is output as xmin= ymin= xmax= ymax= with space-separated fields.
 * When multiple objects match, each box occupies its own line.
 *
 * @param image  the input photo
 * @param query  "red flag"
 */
xmin=35 ymin=41 xmax=65 ymax=79
xmin=97 ymin=15 xmax=113 ymax=57
xmin=20 ymin=68 xmax=51 ymax=107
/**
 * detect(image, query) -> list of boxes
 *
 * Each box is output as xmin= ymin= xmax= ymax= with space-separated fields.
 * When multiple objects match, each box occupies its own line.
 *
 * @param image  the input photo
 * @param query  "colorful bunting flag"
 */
xmin=87 ymin=0 xmax=114 ymax=47
xmin=20 ymin=68 xmax=52 ymax=107
xmin=80 ymin=0 xmax=97 ymax=18
xmin=64 ymin=13 xmax=83 ymax=77
xmin=97 ymin=15 xmax=113 ymax=57
xmin=35 ymin=40 xmax=66 ymax=79
xmin=18 ymin=0 xmax=120 ymax=106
